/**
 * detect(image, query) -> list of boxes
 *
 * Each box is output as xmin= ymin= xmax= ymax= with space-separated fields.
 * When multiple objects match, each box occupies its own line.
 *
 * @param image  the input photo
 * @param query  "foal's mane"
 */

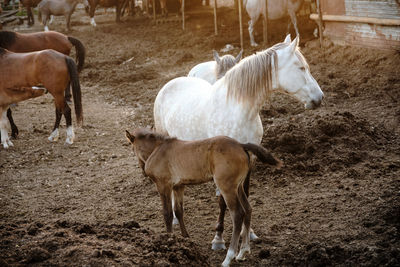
xmin=0 ymin=31 xmax=16 ymax=49
xmin=224 ymin=42 xmax=289 ymax=105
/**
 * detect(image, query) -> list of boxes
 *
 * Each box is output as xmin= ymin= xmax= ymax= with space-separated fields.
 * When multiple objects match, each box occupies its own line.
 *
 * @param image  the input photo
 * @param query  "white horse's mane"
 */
xmin=225 ymin=42 xmax=302 ymax=106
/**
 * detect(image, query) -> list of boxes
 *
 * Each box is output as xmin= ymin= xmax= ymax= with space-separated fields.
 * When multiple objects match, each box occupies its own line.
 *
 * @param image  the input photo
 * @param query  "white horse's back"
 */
xmin=154 ymin=77 xmax=215 ymax=139
xmin=187 ymin=61 xmax=217 ymax=85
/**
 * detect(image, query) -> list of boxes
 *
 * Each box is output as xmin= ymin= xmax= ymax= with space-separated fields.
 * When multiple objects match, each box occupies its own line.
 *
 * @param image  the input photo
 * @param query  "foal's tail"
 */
xmin=241 ymin=143 xmax=283 ymax=168
xmin=67 ymin=36 xmax=86 ymax=73
xmin=65 ymin=57 xmax=83 ymax=126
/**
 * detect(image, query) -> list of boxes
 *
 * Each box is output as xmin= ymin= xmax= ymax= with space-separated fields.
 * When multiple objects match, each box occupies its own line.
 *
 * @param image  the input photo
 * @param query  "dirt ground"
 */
xmin=1 ymin=5 xmax=399 ymax=266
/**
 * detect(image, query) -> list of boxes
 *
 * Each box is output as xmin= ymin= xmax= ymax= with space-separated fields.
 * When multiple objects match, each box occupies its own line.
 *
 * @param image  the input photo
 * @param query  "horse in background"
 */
xmin=244 ymin=0 xmax=304 ymax=46
xmin=3 ymin=0 xmax=42 ymax=26
xmin=0 ymin=30 xmax=85 ymax=138
xmin=125 ymin=128 xmax=282 ymax=267
xmin=38 ymin=0 xmax=81 ymax=31
xmin=84 ymin=0 xmax=126 ymax=27
xmin=0 ymin=47 xmax=83 ymax=148
xmin=188 ymin=50 xmax=243 ymax=85
xmin=154 ymin=35 xmax=323 ymax=251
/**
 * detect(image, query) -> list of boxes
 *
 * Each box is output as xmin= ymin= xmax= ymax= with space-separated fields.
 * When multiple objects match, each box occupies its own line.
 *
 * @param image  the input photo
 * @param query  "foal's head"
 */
xmin=213 ymin=50 xmax=243 ymax=80
xmin=125 ymin=128 xmax=170 ymax=163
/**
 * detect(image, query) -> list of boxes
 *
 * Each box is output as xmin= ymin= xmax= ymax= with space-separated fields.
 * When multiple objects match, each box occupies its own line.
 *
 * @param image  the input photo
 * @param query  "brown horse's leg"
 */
xmin=244 ymin=169 xmax=258 ymax=240
xmin=48 ymin=107 xmax=62 ymax=142
xmin=212 ymin=195 xmax=227 ymax=250
xmin=64 ymin=82 xmax=72 ymax=105
xmin=158 ymin=185 xmax=173 ymax=233
xmin=173 ymin=185 xmax=189 ymax=237
xmin=221 ymin=191 xmax=245 ymax=267
xmin=27 ymin=7 xmax=34 ymax=26
xmin=7 ymin=108 xmax=19 ymax=139
xmin=236 ymin=183 xmax=252 ymax=261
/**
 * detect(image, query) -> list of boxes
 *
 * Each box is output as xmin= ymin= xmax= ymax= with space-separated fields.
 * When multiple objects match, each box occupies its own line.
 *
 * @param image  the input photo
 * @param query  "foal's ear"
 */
xmin=213 ymin=50 xmax=221 ymax=64
xmin=235 ymin=50 xmax=243 ymax=63
xmin=284 ymin=34 xmax=291 ymax=44
xmin=125 ymin=130 xmax=135 ymax=143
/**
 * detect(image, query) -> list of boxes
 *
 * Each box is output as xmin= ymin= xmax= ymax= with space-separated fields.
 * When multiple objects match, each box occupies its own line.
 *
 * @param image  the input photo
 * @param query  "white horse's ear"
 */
xmin=213 ymin=50 xmax=221 ymax=64
xmin=125 ymin=130 xmax=135 ymax=143
xmin=235 ymin=50 xmax=243 ymax=63
xmin=289 ymin=35 xmax=299 ymax=53
xmin=284 ymin=34 xmax=291 ymax=44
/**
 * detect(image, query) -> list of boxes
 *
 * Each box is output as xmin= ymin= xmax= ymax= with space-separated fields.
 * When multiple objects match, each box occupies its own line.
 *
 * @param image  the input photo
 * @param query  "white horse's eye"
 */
xmin=300 ymin=66 xmax=306 ymax=71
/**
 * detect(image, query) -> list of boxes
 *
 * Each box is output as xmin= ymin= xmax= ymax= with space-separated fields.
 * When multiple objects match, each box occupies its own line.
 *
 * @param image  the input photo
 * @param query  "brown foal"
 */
xmin=125 ymin=128 xmax=281 ymax=266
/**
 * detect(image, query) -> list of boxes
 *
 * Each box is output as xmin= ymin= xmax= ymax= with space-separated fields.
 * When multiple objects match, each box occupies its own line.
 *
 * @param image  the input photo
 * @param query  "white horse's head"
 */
xmin=275 ymin=35 xmax=324 ymax=109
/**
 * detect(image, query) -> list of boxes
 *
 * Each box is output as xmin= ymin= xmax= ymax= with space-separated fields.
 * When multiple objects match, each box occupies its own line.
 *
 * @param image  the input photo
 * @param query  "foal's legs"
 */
xmin=173 ymin=185 xmax=189 ymax=237
xmin=220 ymin=190 xmax=245 ymax=267
xmin=212 ymin=195 xmax=227 ymax=250
xmin=236 ymin=184 xmax=252 ymax=261
xmin=157 ymin=184 xmax=174 ymax=233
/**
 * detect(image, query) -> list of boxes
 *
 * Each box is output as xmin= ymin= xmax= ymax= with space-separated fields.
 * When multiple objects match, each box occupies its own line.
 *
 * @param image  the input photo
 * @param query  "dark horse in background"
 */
xmin=0 ymin=30 xmax=85 ymax=138
xmin=84 ymin=0 xmax=127 ymax=27
xmin=4 ymin=0 xmax=42 ymax=26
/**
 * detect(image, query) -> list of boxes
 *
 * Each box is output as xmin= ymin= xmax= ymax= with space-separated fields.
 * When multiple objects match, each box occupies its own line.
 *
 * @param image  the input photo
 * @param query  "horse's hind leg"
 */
xmin=63 ymin=103 xmax=74 ymax=144
xmin=48 ymin=108 xmax=62 ymax=142
xmin=64 ymin=82 xmax=72 ymax=105
xmin=248 ymin=18 xmax=258 ymax=47
xmin=212 ymin=195 xmax=227 ymax=250
xmin=7 ymin=108 xmax=19 ymax=139
xmin=243 ymin=170 xmax=258 ymax=240
xmin=236 ymin=183 xmax=252 ymax=261
xmin=221 ymin=190 xmax=245 ymax=267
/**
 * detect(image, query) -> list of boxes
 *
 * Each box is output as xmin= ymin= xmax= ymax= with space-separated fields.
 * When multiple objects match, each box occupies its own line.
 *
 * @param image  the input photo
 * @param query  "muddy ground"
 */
xmin=1 ymin=5 xmax=399 ymax=267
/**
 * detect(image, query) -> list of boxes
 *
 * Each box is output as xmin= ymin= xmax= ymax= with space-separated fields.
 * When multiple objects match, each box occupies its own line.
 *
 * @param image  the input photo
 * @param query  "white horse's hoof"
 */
xmin=65 ymin=138 xmax=74 ymax=145
xmin=90 ymin=18 xmax=97 ymax=27
xmin=48 ymin=129 xmax=59 ymax=142
xmin=212 ymin=236 xmax=226 ymax=251
xmin=251 ymin=42 xmax=258 ymax=47
xmin=250 ymin=230 xmax=258 ymax=241
xmin=236 ymin=247 xmax=250 ymax=261
xmin=172 ymin=216 xmax=179 ymax=225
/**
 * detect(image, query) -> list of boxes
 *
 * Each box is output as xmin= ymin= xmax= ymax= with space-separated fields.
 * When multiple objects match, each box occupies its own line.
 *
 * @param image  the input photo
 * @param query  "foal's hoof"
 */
xmin=2 ymin=140 xmax=14 ymax=149
xmin=172 ymin=217 xmax=179 ymax=225
xmin=65 ymin=137 xmax=74 ymax=145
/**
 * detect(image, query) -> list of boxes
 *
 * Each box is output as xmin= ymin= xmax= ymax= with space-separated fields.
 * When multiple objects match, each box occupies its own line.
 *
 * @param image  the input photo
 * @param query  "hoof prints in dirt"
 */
xmin=0 ymin=220 xmax=209 ymax=266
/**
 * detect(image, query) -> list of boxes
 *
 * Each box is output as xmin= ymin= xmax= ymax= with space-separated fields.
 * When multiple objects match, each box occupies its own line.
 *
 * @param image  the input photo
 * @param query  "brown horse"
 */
xmin=4 ymin=0 xmax=42 ymax=26
xmin=85 ymin=0 xmax=126 ymax=27
xmin=0 ymin=47 xmax=83 ymax=149
xmin=0 ymin=30 xmax=85 ymax=138
xmin=125 ymin=128 xmax=281 ymax=267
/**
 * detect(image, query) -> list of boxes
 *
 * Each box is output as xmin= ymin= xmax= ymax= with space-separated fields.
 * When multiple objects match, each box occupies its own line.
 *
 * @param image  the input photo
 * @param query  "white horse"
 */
xmin=244 ymin=0 xmax=304 ymax=46
xmin=154 ymin=35 xmax=323 ymax=266
xmin=38 ymin=0 xmax=81 ymax=31
xmin=187 ymin=50 xmax=243 ymax=85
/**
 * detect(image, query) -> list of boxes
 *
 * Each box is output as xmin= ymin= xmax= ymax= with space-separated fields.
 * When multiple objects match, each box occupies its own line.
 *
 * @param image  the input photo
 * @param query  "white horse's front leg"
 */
xmin=90 ymin=17 xmax=97 ymax=27
xmin=48 ymin=128 xmax=59 ymax=142
xmin=65 ymin=126 xmax=75 ymax=145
